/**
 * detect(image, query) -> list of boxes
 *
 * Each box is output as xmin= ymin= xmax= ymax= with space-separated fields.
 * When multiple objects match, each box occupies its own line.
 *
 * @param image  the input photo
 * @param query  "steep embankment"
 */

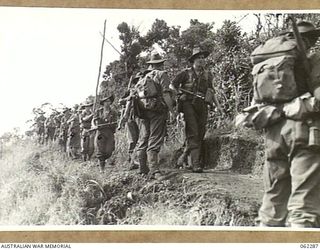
xmin=0 ymin=129 xmax=265 ymax=226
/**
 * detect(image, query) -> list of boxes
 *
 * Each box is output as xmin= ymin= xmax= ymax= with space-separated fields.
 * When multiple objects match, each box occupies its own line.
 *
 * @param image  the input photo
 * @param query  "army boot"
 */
xmin=190 ymin=148 xmax=203 ymax=173
xmin=137 ymin=151 xmax=149 ymax=174
xmin=128 ymin=155 xmax=139 ymax=170
xmin=99 ymin=160 xmax=106 ymax=173
xmin=177 ymin=150 xmax=192 ymax=170
xmin=82 ymin=154 xmax=87 ymax=162
xmin=177 ymin=151 xmax=187 ymax=167
xmin=147 ymin=151 xmax=163 ymax=180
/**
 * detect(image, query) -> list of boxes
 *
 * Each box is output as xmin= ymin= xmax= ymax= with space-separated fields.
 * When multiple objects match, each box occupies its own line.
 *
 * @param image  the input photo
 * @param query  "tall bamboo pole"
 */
xmin=93 ymin=20 xmax=107 ymax=115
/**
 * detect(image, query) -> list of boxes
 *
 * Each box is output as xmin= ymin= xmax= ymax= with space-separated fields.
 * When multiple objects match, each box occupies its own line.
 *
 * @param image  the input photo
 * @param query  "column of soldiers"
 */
xmin=32 ymin=48 xmax=224 ymax=178
xmin=32 ymin=80 xmax=118 ymax=173
xmin=32 ymin=20 xmax=320 ymax=227
xmin=116 ymin=49 xmax=222 ymax=180
xmin=33 ymin=47 xmax=220 ymax=180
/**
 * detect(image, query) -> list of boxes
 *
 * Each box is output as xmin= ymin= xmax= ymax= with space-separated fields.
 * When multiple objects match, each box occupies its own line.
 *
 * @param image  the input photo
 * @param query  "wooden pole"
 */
xmin=93 ymin=20 xmax=107 ymax=115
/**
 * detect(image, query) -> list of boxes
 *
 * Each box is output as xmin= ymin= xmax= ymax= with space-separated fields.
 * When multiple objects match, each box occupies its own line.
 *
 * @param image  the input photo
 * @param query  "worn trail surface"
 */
xmin=82 ymin=132 xmax=265 ymax=226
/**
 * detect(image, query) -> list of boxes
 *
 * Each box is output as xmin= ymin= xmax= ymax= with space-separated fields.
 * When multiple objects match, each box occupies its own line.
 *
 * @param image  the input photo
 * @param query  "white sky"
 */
xmin=0 ymin=7 xmax=278 ymax=135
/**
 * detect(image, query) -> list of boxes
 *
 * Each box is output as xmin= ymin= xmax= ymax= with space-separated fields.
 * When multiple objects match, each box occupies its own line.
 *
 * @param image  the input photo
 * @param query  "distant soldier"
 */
xmin=118 ymin=72 xmax=145 ymax=170
xmin=92 ymin=95 xmax=118 ymax=172
xmin=79 ymin=101 xmax=94 ymax=161
xmin=66 ymin=105 xmax=81 ymax=159
xmin=59 ymin=108 xmax=71 ymax=152
xmin=35 ymin=111 xmax=46 ymax=144
xmin=44 ymin=114 xmax=56 ymax=144
xmin=170 ymin=47 xmax=222 ymax=173
xmin=53 ymin=111 xmax=63 ymax=141
xmin=134 ymin=52 xmax=175 ymax=179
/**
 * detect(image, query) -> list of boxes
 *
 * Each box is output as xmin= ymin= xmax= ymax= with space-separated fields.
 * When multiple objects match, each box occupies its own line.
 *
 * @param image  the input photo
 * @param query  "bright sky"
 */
xmin=0 ymin=7 xmax=264 ymax=136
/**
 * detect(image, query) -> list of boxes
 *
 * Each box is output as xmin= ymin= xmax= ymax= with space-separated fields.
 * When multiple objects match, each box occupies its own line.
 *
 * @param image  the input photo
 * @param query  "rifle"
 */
xmin=117 ymin=75 xmax=135 ymax=130
xmin=289 ymin=15 xmax=310 ymax=76
xmin=179 ymin=88 xmax=205 ymax=100
xmin=289 ymin=16 xmax=320 ymax=102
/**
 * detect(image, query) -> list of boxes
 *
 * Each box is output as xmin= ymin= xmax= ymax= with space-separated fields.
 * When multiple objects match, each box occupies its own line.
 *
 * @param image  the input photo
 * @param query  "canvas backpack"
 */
xmin=134 ymin=70 xmax=163 ymax=111
xmin=250 ymin=35 xmax=301 ymax=104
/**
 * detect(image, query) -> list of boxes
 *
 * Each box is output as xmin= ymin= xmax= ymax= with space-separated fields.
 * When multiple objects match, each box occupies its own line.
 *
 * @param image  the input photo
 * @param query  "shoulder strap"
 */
xmin=149 ymin=69 xmax=163 ymax=95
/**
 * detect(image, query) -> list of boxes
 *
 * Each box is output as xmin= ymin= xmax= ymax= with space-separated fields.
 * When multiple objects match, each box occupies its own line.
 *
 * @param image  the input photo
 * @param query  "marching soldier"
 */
xmin=135 ymin=52 xmax=174 ymax=180
xmin=118 ymin=72 xmax=146 ymax=170
xmin=66 ymin=105 xmax=81 ymax=159
xmin=44 ymin=113 xmax=56 ymax=144
xmin=79 ymin=101 xmax=94 ymax=161
xmin=35 ymin=111 xmax=46 ymax=144
xmin=93 ymin=95 xmax=118 ymax=172
xmin=53 ymin=111 xmax=63 ymax=142
xmin=170 ymin=47 xmax=222 ymax=173
xmin=58 ymin=108 xmax=71 ymax=152
xmin=238 ymin=20 xmax=320 ymax=227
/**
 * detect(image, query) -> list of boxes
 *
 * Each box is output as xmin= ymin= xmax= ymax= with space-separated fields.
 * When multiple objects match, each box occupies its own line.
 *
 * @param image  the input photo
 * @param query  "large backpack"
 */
xmin=250 ymin=35 xmax=300 ymax=104
xmin=134 ymin=70 xmax=163 ymax=111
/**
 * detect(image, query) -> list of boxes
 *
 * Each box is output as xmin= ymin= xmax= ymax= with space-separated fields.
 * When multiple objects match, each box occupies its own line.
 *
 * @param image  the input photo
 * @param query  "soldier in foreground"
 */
xmin=170 ymin=47 xmax=222 ymax=173
xmin=134 ymin=52 xmax=174 ymax=180
xmin=92 ymin=95 xmax=118 ymax=172
xmin=238 ymin=20 xmax=320 ymax=227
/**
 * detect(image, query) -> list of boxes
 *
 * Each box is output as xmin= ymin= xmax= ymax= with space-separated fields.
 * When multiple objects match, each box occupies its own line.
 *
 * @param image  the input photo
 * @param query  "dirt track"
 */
xmin=82 ymin=132 xmax=265 ymax=226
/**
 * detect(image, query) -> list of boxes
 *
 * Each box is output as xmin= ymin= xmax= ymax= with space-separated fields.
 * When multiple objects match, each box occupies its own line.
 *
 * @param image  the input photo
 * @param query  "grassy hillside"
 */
xmin=0 ymin=129 xmax=263 ymax=226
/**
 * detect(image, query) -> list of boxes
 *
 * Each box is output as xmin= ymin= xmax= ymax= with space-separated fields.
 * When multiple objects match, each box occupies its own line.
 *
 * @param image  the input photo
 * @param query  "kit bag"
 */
xmin=251 ymin=35 xmax=300 ymax=103
xmin=134 ymin=70 xmax=162 ymax=110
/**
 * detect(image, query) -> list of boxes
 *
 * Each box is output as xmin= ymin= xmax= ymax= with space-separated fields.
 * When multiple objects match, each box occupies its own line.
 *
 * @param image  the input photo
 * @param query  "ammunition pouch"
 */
xmin=282 ymin=93 xmax=320 ymax=148
xmin=307 ymin=119 xmax=320 ymax=149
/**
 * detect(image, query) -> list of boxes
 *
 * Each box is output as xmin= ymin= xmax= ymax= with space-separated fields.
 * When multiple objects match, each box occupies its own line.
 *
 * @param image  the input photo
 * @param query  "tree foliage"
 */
xmin=207 ymin=20 xmax=253 ymax=127
xmin=117 ymin=22 xmax=142 ymax=77
xmin=179 ymin=19 xmax=215 ymax=59
xmin=27 ymin=13 xmax=320 ymax=137
xmin=101 ymin=14 xmax=320 ymax=130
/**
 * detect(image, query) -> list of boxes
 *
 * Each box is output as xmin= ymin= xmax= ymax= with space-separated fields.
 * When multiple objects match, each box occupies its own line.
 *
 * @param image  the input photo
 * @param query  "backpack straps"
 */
xmin=149 ymin=69 xmax=163 ymax=97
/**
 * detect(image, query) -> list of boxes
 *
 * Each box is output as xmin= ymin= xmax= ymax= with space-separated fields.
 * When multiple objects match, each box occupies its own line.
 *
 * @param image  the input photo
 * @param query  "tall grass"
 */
xmin=0 ymin=138 xmax=97 ymax=225
xmin=0 ymin=129 xmax=147 ymax=225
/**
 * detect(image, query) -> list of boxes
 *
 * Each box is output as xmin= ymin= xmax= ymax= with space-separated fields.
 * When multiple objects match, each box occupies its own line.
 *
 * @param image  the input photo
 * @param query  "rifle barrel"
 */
xmin=179 ymin=88 xmax=205 ymax=100
xmin=289 ymin=15 xmax=310 ymax=75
